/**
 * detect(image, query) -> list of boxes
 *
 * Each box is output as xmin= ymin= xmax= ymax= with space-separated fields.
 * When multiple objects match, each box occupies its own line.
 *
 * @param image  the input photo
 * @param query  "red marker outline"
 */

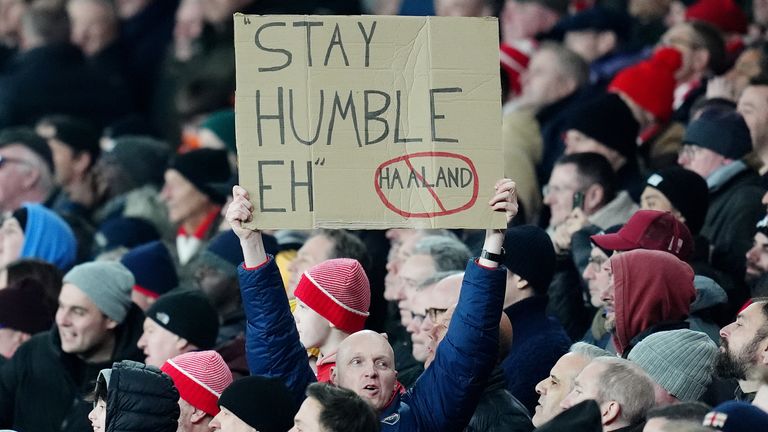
xmin=373 ymin=151 xmax=479 ymax=218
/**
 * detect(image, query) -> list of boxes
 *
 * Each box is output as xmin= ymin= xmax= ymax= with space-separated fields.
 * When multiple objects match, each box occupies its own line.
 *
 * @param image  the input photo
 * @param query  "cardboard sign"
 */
xmin=235 ymin=14 xmax=504 ymax=229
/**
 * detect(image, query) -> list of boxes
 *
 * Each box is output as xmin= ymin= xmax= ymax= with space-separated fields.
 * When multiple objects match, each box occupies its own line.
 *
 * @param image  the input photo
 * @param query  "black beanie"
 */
xmin=645 ymin=167 xmax=709 ymax=235
xmin=683 ymin=109 xmax=752 ymax=160
xmin=594 ymin=224 xmax=623 ymax=257
xmin=566 ymin=93 xmax=640 ymax=160
xmin=146 ymin=290 xmax=219 ymax=349
xmin=502 ymin=225 xmax=556 ymax=295
xmin=218 ymin=376 xmax=297 ymax=432
xmin=168 ymin=149 xmax=232 ymax=204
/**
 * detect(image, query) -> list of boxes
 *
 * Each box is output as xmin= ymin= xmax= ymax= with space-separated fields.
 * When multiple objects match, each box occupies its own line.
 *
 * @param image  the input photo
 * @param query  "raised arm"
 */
xmin=406 ymin=179 xmax=516 ymax=432
xmin=227 ymin=186 xmax=316 ymax=408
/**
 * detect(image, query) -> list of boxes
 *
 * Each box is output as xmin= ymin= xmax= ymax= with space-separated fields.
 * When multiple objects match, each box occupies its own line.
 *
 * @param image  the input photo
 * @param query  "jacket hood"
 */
xmin=106 ymin=360 xmax=179 ymax=432
xmin=613 ymin=249 xmax=695 ymax=355
xmin=691 ymin=275 xmax=728 ymax=312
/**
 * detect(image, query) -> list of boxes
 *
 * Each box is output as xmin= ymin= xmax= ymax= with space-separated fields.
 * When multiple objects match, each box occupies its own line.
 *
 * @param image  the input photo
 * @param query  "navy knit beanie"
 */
xmin=683 ymin=109 xmax=753 ymax=160
xmin=502 ymin=225 xmax=556 ymax=295
xmin=121 ymin=241 xmax=178 ymax=299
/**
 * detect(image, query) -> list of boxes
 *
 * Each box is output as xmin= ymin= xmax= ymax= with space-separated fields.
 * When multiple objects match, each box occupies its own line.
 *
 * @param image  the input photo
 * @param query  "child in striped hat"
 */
xmin=161 ymin=350 xmax=233 ymax=432
xmin=293 ymin=258 xmax=371 ymax=382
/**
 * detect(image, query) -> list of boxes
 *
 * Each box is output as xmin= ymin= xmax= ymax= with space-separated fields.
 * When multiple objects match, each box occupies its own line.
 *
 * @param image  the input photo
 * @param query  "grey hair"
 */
xmin=569 ymin=342 xmax=612 ymax=360
xmin=592 ymin=357 xmax=656 ymax=426
xmin=414 ymin=229 xmax=459 ymax=240
xmin=539 ymin=42 xmax=590 ymax=88
xmin=412 ymin=236 xmax=471 ymax=273
xmin=419 ymin=270 xmax=463 ymax=289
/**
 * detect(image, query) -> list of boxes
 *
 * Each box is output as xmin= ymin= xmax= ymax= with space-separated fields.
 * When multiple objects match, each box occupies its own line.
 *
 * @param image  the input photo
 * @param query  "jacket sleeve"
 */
xmin=405 ymin=259 xmax=506 ymax=432
xmin=239 ymin=257 xmax=316 ymax=409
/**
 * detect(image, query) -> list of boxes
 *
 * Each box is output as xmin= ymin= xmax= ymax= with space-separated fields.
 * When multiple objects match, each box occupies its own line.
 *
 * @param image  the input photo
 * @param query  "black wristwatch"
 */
xmin=480 ymin=248 xmax=504 ymax=264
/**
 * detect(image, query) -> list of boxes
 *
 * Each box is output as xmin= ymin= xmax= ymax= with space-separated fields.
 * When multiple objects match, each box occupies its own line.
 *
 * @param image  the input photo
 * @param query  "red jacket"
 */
xmin=613 ymin=249 xmax=696 ymax=355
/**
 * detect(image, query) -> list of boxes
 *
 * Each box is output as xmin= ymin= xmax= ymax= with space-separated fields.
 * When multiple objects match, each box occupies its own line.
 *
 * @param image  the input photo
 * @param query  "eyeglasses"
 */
xmin=678 ymin=145 xmax=701 ymax=159
xmin=0 ymin=155 xmax=32 ymax=169
xmin=426 ymin=307 xmax=448 ymax=323
xmin=542 ymin=184 xmax=577 ymax=197
xmin=587 ymin=256 xmax=607 ymax=272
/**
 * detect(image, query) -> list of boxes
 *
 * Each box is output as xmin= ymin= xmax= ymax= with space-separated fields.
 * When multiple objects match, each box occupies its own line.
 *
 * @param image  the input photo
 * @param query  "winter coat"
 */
xmin=502 ymin=296 xmax=572 ymax=414
xmin=240 ymin=256 xmax=506 ymax=432
xmin=689 ymin=275 xmax=729 ymax=342
xmin=612 ymin=250 xmax=696 ymax=356
xmin=587 ymin=191 xmax=638 ymax=230
xmin=702 ymin=167 xmax=765 ymax=285
xmin=0 ymin=304 xmax=145 ymax=432
xmin=103 ymin=361 xmax=179 ymax=432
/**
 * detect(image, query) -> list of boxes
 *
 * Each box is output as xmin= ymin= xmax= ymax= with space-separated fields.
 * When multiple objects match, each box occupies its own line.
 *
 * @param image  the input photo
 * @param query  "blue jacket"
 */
xmin=240 ymin=256 xmax=506 ymax=432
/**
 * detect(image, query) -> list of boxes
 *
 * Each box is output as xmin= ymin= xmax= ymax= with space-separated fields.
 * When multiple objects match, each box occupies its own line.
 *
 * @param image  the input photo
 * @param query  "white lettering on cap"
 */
xmin=647 ymin=173 xmax=663 ymax=187
xmin=155 ymin=312 xmax=170 ymax=325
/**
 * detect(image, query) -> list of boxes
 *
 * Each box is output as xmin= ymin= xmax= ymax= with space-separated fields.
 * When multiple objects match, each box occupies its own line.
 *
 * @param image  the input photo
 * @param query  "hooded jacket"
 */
xmin=612 ymin=249 xmax=696 ymax=356
xmin=0 ymin=304 xmax=145 ymax=432
xmin=101 ymin=361 xmax=179 ymax=432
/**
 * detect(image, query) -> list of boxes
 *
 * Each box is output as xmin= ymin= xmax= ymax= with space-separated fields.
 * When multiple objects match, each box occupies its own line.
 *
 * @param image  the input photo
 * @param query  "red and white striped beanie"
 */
xmin=161 ymin=350 xmax=233 ymax=417
xmin=294 ymin=258 xmax=370 ymax=333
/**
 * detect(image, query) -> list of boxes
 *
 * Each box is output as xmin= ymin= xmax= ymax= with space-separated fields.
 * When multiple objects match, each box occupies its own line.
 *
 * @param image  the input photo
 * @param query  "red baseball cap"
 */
xmin=590 ymin=210 xmax=693 ymax=260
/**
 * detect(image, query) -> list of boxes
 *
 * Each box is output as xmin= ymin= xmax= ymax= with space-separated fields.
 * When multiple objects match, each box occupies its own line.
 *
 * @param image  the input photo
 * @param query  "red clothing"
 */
xmin=177 ymin=207 xmax=221 ymax=239
xmin=316 ymin=353 xmax=336 ymax=383
xmin=612 ymin=249 xmax=696 ymax=355
xmin=499 ymin=41 xmax=535 ymax=98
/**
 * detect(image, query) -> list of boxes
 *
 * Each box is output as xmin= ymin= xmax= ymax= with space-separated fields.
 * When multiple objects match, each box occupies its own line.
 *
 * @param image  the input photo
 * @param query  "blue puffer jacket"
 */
xmin=240 ymin=256 xmax=506 ymax=432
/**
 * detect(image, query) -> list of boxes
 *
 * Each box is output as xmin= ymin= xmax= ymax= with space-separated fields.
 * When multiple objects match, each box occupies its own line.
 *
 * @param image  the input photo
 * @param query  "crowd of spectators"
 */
xmin=0 ymin=0 xmax=768 ymax=431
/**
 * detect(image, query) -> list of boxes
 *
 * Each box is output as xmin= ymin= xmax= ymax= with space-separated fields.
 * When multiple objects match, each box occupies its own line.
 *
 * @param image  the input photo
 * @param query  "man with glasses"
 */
xmin=543 ymin=152 xmax=637 ymax=342
xmin=679 ymin=109 xmax=764 ymax=286
xmin=0 ymin=128 xmax=55 ymax=213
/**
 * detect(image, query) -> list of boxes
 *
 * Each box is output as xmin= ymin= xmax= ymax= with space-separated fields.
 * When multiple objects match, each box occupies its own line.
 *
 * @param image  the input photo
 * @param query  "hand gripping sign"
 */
xmin=235 ymin=14 xmax=505 ymax=229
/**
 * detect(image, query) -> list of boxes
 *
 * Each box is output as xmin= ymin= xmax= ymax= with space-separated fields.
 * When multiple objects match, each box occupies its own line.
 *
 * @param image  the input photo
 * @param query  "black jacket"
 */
xmin=0 ymin=304 xmax=145 ymax=432
xmin=466 ymin=368 xmax=533 ymax=432
xmin=104 ymin=361 xmax=179 ymax=432
xmin=702 ymin=168 xmax=764 ymax=295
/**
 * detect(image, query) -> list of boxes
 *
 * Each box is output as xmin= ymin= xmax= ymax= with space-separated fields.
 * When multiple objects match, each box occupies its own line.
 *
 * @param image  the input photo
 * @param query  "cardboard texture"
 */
xmin=235 ymin=14 xmax=505 ymax=229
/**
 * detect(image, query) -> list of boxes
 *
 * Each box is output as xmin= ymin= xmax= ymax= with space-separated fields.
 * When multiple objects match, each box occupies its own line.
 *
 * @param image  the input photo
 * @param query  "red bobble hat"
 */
xmin=686 ymin=0 xmax=747 ymax=34
xmin=294 ymin=258 xmax=371 ymax=334
xmin=161 ymin=350 xmax=233 ymax=417
xmin=609 ymin=47 xmax=683 ymax=122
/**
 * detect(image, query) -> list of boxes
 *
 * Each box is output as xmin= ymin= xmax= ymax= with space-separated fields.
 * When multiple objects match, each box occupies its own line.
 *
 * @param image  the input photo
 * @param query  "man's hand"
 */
xmin=227 ymin=185 xmax=267 ymax=266
xmin=227 ymin=185 xmax=258 ymax=239
xmin=552 ymin=208 xmax=588 ymax=253
xmin=480 ymin=179 xmax=517 ymax=268
xmin=489 ymin=178 xmax=519 ymax=226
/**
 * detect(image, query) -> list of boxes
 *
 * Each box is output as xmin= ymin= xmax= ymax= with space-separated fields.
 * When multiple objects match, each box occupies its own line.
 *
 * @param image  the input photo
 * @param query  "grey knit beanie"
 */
xmin=628 ymin=329 xmax=717 ymax=402
xmin=63 ymin=262 xmax=134 ymax=323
